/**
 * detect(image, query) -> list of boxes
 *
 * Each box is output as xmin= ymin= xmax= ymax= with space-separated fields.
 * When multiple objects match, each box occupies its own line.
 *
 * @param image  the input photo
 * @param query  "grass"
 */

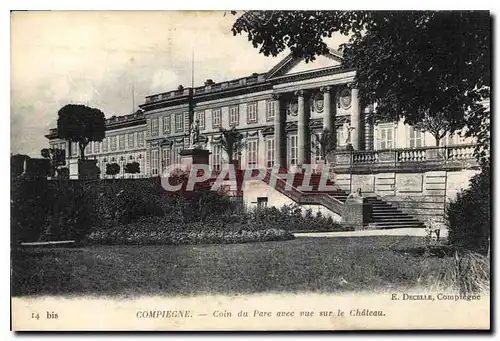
xmin=11 ymin=236 xmax=463 ymax=297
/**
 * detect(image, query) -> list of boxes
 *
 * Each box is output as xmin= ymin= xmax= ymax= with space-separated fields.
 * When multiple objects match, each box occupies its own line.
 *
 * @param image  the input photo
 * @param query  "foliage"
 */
xmin=250 ymin=203 xmax=350 ymax=232
xmin=106 ymin=163 xmax=120 ymax=176
xmin=219 ymin=126 xmax=244 ymax=165
xmin=232 ymin=10 xmax=490 ymax=158
xmin=10 ymin=179 xmax=99 ymax=244
xmin=57 ymin=104 xmax=106 ymax=160
xmin=414 ymin=113 xmax=453 ymax=146
xmin=446 ymin=163 xmax=490 ymax=255
xmin=86 ymin=225 xmax=293 ymax=246
xmin=41 ymin=148 xmax=51 ymax=159
xmin=11 ymin=154 xmax=30 ymax=178
xmin=57 ymin=167 xmax=69 ymax=179
xmin=41 ymin=148 xmax=66 ymax=176
xmin=124 ymin=162 xmax=140 ymax=174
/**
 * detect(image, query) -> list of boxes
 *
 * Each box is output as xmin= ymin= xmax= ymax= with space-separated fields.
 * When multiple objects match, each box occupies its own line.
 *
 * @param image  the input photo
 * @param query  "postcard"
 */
xmin=10 ymin=10 xmax=491 ymax=331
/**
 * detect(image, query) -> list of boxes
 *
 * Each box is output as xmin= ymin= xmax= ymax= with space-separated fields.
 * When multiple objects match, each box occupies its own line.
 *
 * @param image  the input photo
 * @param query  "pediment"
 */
xmin=266 ymin=48 xmax=343 ymax=79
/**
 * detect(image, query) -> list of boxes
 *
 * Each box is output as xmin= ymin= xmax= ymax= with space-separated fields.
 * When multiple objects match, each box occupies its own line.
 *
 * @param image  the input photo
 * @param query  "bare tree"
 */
xmin=415 ymin=112 xmax=453 ymax=146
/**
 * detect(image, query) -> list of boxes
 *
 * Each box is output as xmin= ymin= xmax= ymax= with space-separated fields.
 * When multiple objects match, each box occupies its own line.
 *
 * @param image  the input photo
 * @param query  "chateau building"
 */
xmin=45 ymin=48 xmax=487 ymax=227
xmin=46 ymin=48 xmax=482 ymax=179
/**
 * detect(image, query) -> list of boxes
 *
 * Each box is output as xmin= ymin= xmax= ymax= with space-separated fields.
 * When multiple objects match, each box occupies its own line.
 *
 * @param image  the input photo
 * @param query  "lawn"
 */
xmin=11 ymin=236 xmax=453 ymax=297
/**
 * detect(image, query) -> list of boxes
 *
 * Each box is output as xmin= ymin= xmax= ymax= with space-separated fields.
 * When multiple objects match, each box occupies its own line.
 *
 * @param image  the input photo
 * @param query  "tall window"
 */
xmin=288 ymin=135 xmax=298 ymax=166
xmin=229 ymin=106 xmax=239 ymax=126
xmin=247 ymin=103 xmax=258 ymax=124
xmin=138 ymin=154 xmax=143 ymax=175
xmin=212 ymin=108 xmax=221 ymax=128
xmin=265 ymin=138 xmax=275 ymax=168
xmin=151 ymin=118 xmax=159 ymax=136
xmin=376 ymin=125 xmax=394 ymax=150
xmin=212 ymin=144 xmax=222 ymax=171
xmin=85 ymin=144 xmax=91 ymax=155
xmin=174 ymin=146 xmax=182 ymax=165
xmin=128 ymin=133 xmax=135 ymax=149
xmin=266 ymin=100 xmax=275 ymax=121
xmin=102 ymin=138 xmax=108 ymax=152
xmin=197 ymin=111 xmax=205 ymax=130
xmin=247 ymin=140 xmax=258 ymax=167
xmin=93 ymin=141 xmax=99 ymax=153
xmin=161 ymin=147 xmax=171 ymax=174
xmin=151 ymin=149 xmax=159 ymax=176
xmin=110 ymin=136 xmax=117 ymax=151
xmin=409 ymin=126 xmax=423 ymax=148
xmin=137 ymin=131 xmax=145 ymax=147
xmin=163 ymin=115 xmax=171 ymax=135
xmin=175 ymin=113 xmax=183 ymax=132
xmin=71 ymin=142 xmax=78 ymax=156
xmin=119 ymin=134 xmax=125 ymax=150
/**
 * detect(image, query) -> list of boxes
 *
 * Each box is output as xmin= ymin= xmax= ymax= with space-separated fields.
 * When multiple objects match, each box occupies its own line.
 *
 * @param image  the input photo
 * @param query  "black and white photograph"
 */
xmin=9 ymin=8 xmax=491 ymax=331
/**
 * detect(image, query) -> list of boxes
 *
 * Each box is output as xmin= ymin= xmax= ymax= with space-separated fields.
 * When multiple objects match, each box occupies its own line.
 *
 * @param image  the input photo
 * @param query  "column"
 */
xmin=321 ymin=86 xmax=334 ymax=132
xmin=296 ymin=90 xmax=311 ymax=166
xmin=350 ymin=86 xmax=361 ymax=150
xmin=65 ymin=140 xmax=71 ymax=162
xmin=273 ymin=94 xmax=286 ymax=170
xmin=364 ymin=105 xmax=375 ymax=150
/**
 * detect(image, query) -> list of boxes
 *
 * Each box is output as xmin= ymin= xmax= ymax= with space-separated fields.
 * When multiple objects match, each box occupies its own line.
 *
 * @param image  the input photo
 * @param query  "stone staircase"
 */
xmin=362 ymin=196 xmax=424 ymax=229
xmin=264 ymin=171 xmax=424 ymax=229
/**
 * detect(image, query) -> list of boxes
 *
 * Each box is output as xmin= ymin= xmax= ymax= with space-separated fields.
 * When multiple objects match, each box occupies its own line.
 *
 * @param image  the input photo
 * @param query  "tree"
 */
xmin=41 ymin=148 xmax=66 ymax=177
xmin=231 ymin=11 xmax=490 ymax=158
xmin=124 ymin=162 xmax=140 ymax=176
xmin=41 ymin=148 xmax=51 ymax=159
xmin=57 ymin=104 xmax=106 ymax=160
xmin=106 ymin=163 xmax=120 ymax=178
xmin=219 ymin=126 xmax=244 ymax=166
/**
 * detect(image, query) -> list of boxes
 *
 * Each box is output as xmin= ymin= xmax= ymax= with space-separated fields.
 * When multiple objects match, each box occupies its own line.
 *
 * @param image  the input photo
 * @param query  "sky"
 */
xmin=10 ymin=11 xmax=349 ymax=157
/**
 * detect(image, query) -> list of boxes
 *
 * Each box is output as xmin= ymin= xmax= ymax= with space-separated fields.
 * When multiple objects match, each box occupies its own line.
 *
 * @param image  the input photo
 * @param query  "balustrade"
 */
xmin=333 ymin=145 xmax=477 ymax=169
xmin=397 ymin=148 xmax=426 ymax=162
xmin=447 ymin=145 xmax=475 ymax=160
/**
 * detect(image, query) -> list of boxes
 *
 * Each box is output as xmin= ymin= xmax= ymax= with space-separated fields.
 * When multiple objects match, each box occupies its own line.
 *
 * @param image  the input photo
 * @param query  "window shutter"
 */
xmin=184 ymin=112 xmax=190 ymax=133
xmin=145 ymin=149 xmax=151 ymax=175
xmin=146 ymin=118 xmax=152 ymax=139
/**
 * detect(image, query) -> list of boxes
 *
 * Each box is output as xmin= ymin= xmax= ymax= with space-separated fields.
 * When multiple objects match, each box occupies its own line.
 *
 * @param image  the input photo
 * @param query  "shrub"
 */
xmin=446 ymin=164 xmax=490 ymax=255
xmin=86 ymin=223 xmax=294 ymax=246
xmin=124 ymin=162 xmax=140 ymax=175
xmin=106 ymin=163 xmax=120 ymax=177
xmin=11 ymin=179 xmax=99 ymax=244
xmin=250 ymin=204 xmax=349 ymax=232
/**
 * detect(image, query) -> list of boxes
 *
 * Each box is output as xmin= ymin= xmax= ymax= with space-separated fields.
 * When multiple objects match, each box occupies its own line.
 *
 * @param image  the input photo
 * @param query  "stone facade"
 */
xmin=45 ymin=48 xmax=487 ymax=187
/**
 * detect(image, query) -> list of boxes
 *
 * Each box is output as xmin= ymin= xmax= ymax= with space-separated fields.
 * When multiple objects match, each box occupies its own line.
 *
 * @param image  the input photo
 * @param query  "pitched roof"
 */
xmin=265 ymin=47 xmax=343 ymax=80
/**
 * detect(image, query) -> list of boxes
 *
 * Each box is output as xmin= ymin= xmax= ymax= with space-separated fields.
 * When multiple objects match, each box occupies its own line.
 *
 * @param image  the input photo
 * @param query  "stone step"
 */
xmin=371 ymin=207 xmax=400 ymax=211
xmin=369 ymin=216 xmax=420 ymax=222
xmin=368 ymin=222 xmax=425 ymax=229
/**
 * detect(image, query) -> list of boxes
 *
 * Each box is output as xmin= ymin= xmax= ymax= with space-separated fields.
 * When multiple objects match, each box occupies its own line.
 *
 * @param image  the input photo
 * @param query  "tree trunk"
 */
xmin=434 ymin=136 xmax=441 ymax=147
xmin=79 ymin=143 xmax=86 ymax=160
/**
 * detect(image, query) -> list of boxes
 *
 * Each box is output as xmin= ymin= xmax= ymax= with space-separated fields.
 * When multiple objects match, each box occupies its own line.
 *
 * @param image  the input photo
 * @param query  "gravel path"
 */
xmin=294 ymin=228 xmax=449 ymax=239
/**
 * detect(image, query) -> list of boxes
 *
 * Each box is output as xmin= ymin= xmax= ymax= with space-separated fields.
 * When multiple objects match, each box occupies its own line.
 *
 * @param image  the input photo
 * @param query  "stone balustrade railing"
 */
xmin=332 ymin=145 xmax=478 ymax=171
xmin=262 ymin=171 xmax=345 ymax=216
xmin=144 ymin=74 xmax=267 ymax=104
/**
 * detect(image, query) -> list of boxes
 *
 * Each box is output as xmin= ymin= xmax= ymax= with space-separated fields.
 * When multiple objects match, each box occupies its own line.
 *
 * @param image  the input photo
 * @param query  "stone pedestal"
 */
xmin=343 ymin=196 xmax=371 ymax=230
xmin=78 ymin=159 xmax=100 ymax=180
xmin=179 ymin=148 xmax=211 ymax=172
